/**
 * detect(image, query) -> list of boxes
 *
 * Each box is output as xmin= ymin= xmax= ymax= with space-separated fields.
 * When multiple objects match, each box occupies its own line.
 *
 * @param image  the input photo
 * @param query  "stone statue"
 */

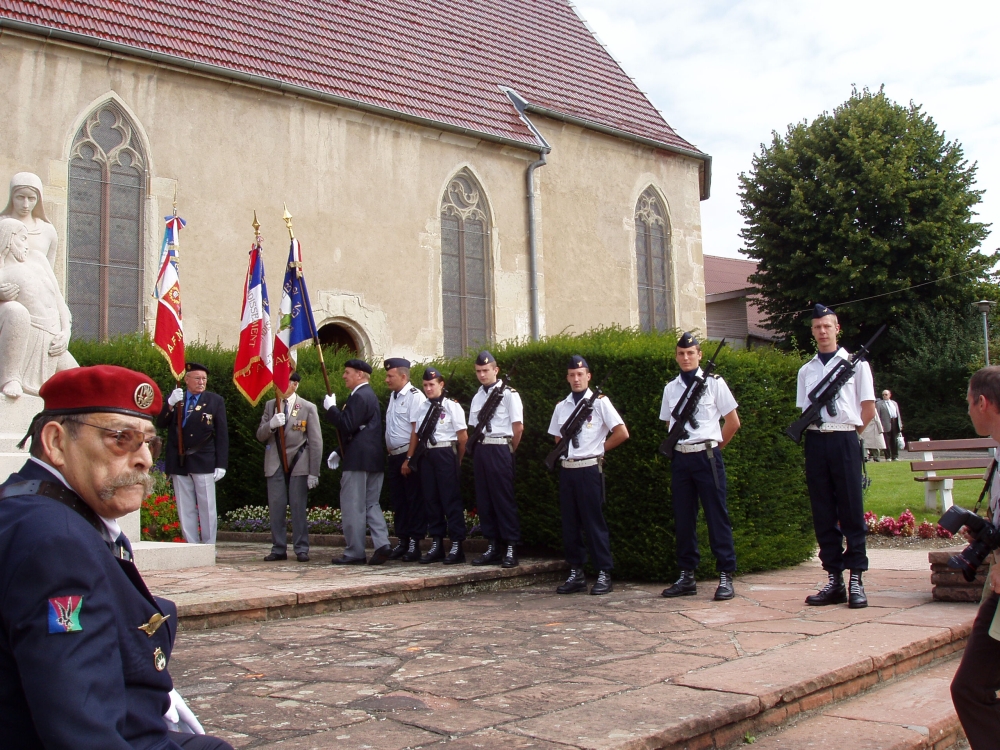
xmin=1 ymin=173 xmax=58 ymax=269
xmin=0 ymin=218 xmax=77 ymax=398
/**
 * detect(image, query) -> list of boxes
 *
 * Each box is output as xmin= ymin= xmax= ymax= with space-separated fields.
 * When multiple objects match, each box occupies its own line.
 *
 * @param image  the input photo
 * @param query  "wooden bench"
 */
xmin=908 ymin=437 xmax=997 ymax=511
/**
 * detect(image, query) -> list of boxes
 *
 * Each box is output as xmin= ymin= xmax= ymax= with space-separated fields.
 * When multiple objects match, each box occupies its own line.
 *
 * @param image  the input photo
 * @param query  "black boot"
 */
xmin=661 ymin=570 xmax=697 ymax=598
xmin=471 ymin=539 xmax=504 ymax=566
xmin=848 ymin=570 xmax=868 ymax=609
xmin=556 ymin=569 xmax=587 ymax=594
xmin=443 ymin=540 xmax=466 ymax=565
xmin=401 ymin=539 xmax=421 ymax=562
xmin=805 ymin=571 xmax=847 ymax=606
xmin=590 ymin=570 xmax=613 ymax=595
xmin=419 ymin=537 xmax=445 ymax=564
xmin=389 ymin=537 xmax=409 ymax=560
xmin=714 ymin=571 xmax=735 ymax=601
xmin=501 ymin=544 xmax=519 ymax=569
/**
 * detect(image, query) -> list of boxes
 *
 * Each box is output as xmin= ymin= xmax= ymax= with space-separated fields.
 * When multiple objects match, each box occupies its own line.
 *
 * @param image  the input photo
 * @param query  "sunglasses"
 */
xmin=70 ymin=419 xmax=163 ymax=460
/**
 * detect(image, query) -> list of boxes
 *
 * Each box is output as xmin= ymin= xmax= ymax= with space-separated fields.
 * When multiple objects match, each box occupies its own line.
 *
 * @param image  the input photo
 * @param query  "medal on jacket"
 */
xmin=153 ymin=646 xmax=167 ymax=671
xmin=138 ymin=613 xmax=171 ymax=637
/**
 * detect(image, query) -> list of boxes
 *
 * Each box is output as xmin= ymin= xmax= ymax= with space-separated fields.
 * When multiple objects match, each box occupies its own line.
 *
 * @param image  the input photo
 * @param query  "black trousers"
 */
xmin=804 ymin=430 xmax=868 ymax=572
xmin=170 ymin=731 xmax=234 ymax=750
xmin=386 ymin=453 xmax=426 ymax=540
xmin=884 ymin=419 xmax=901 ymax=460
xmin=951 ymin=591 xmax=1000 ymax=750
xmin=672 ymin=447 xmax=736 ymax=572
xmin=473 ymin=443 xmax=520 ymax=543
xmin=418 ymin=447 xmax=466 ymax=541
xmin=559 ymin=464 xmax=614 ymax=571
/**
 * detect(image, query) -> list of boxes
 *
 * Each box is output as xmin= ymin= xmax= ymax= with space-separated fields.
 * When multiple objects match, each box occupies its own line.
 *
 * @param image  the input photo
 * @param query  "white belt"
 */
xmin=807 ymin=423 xmax=857 ymax=433
xmin=388 ymin=445 xmax=409 ymax=456
xmin=428 ymin=441 xmax=456 ymax=449
xmin=674 ymin=441 xmax=718 ymax=454
xmin=481 ymin=436 xmax=512 ymax=445
xmin=561 ymin=457 xmax=601 ymax=469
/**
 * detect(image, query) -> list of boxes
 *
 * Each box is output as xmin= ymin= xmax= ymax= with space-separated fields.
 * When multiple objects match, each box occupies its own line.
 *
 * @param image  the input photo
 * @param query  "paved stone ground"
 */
xmin=162 ymin=547 xmax=975 ymax=749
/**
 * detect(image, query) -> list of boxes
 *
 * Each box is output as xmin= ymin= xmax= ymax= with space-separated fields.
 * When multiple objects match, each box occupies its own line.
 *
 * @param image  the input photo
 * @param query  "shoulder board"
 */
xmin=710 ymin=373 xmax=720 ymax=380
xmin=449 ymin=398 xmax=460 ymax=404
xmin=408 ymin=387 xmax=419 ymax=394
xmin=597 ymin=394 xmax=606 ymax=399
xmin=508 ymin=387 xmax=518 ymax=393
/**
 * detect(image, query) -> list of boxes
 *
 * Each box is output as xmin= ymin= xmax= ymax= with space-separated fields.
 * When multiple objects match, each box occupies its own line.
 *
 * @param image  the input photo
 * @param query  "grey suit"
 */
xmin=876 ymin=398 xmax=903 ymax=460
xmin=257 ymin=396 xmax=323 ymax=555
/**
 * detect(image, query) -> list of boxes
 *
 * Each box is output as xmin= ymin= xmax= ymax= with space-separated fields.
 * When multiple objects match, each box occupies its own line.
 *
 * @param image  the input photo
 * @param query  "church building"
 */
xmin=0 ymin=0 xmax=711 ymax=361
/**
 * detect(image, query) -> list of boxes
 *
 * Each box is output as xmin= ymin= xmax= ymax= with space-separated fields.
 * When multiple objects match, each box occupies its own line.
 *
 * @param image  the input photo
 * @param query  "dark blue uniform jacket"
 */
xmin=0 ymin=461 xmax=182 ymax=749
xmin=156 ymin=390 xmax=229 ymax=476
xmin=325 ymin=383 xmax=385 ymax=473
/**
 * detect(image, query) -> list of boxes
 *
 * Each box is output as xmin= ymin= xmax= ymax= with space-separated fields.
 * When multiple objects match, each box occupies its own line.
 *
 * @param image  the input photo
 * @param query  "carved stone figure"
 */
xmin=1 ymin=173 xmax=58 ymax=269
xmin=0 ymin=218 xmax=77 ymax=398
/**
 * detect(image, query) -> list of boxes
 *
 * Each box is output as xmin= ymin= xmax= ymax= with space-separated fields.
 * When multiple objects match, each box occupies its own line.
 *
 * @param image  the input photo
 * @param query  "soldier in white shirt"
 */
xmin=659 ymin=333 xmax=741 ymax=602
xmin=404 ymin=368 xmax=468 ymax=564
xmin=797 ymin=304 xmax=877 ymax=608
xmin=468 ymin=350 xmax=524 ymax=568
xmin=383 ymin=358 xmax=427 ymax=562
xmin=547 ymin=355 xmax=629 ymax=595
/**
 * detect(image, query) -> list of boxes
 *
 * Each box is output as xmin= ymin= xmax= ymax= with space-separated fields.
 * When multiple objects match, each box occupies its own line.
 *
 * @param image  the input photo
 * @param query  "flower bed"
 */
xmin=141 ymin=469 xmax=185 ymax=542
xmin=864 ymin=509 xmax=952 ymax=539
xmin=220 ymin=506 xmax=483 ymax=537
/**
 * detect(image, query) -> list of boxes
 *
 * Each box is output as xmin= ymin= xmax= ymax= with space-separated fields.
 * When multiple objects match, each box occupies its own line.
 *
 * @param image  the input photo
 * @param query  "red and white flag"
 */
xmin=233 ymin=239 xmax=273 ymax=405
xmin=152 ymin=214 xmax=185 ymax=380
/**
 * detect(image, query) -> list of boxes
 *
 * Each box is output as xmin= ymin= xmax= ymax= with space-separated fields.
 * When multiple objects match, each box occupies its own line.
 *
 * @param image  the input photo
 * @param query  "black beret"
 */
xmin=344 ymin=358 xmax=373 ymax=374
xmin=423 ymin=367 xmax=443 ymax=381
xmin=475 ymin=350 xmax=497 ymax=366
xmin=677 ymin=332 xmax=699 ymax=349
xmin=288 ymin=371 xmax=302 ymax=382
xmin=567 ymin=355 xmax=589 ymax=370
xmin=185 ymin=362 xmax=208 ymax=375
xmin=384 ymin=357 xmax=410 ymax=370
xmin=812 ymin=303 xmax=836 ymax=319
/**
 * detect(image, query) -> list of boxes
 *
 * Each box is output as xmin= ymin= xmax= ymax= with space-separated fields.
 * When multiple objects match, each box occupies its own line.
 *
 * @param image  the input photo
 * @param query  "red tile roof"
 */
xmin=0 ymin=0 xmax=705 ymax=161
xmin=703 ymin=254 xmax=776 ymax=340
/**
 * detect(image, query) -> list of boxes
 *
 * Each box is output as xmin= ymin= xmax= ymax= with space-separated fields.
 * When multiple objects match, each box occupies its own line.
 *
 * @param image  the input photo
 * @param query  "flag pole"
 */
xmin=173 ymin=186 xmax=185 ymax=466
xmin=282 ymin=204 xmax=332 ymax=396
xmin=258 ymin=211 xmax=290 ymax=478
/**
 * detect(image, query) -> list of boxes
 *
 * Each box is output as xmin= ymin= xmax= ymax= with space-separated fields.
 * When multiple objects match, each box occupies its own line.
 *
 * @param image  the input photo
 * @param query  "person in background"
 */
xmin=877 ymin=389 xmax=904 ymax=461
xmin=383 ymin=357 xmax=427 ymax=562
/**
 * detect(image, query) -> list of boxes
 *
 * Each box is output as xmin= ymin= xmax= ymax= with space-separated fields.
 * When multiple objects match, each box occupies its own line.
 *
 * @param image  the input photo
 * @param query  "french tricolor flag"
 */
xmin=233 ymin=240 xmax=273 ymax=405
xmin=152 ymin=214 xmax=186 ymax=380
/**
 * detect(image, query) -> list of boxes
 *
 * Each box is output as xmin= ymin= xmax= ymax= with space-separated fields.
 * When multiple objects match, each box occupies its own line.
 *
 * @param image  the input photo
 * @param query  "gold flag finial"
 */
xmin=282 ymin=203 xmax=295 ymax=240
xmin=172 ymin=185 xmax=178 ymax=217
xmin=252 ymin=210 xmax=260 ymax=239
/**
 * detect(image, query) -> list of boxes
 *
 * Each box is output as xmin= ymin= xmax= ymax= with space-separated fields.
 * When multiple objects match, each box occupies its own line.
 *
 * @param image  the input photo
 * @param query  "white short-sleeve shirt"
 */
xmin=547 ymin=390 xmax=624 ymax=459
xmin=385 ymin=383 xmax=427 ymax=450
xmin=468 ymin=383 xmax=524 ymax=437
xmin=796 ymin=348 xmax=875 ymax=426
xmin=659 ymin=370 xmax=738 ymax=444
xmin=411 ymin=398 xmax=467 ymax=443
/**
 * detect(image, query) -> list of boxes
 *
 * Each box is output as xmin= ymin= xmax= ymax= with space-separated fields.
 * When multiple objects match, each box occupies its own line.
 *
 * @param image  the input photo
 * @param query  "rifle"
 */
xmin=409 ymin=369 xmax=455 ymax=469
xmin=465 ymin=368 xmax=514 ymax=459
xmin=658 ymin=339 xmax=726 ymax=457
xmin=785 ymin=324 xmax=887 ymax=444
xmin=544 ymin=375 xmax=608 ymax=472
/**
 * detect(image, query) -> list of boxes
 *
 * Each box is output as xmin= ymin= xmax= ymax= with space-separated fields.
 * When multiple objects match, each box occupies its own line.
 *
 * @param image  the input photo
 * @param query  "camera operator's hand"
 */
xmin=961 ymin=525 xmax=976 ymax=544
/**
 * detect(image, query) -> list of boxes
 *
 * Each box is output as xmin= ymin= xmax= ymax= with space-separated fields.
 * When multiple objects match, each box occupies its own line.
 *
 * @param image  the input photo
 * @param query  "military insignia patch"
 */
xmin=153 ymin=646 xmax=167 ymax=671
xmin=48 ymin=596 xmax=84 ymax=633
xmin=134 ymin=383 xmax=155 ymax=410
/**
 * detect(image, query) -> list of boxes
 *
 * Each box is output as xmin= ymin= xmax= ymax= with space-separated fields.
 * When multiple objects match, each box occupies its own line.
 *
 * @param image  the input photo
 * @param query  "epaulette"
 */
xmin=408 ymin=387 xmax=419 ymax=394
xmin=710 ymin=373 xmax=720 ymax=380
xmin=449 ymin=398 xmax=460 ymax=404
xmin=597 ymin=394 xmax=606 ymax=399
xmin=509 ymin=387 xmax=518 ymax=393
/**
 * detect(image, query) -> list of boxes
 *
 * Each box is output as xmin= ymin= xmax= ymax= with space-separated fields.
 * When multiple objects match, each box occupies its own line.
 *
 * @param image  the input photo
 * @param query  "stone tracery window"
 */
xmin=67 ymin=102 xmax=147 ymax=341
xmin=441 ymin=170 xmax=492 ymax=357
xmin=634 ymin=187 xmax=672 ymax=332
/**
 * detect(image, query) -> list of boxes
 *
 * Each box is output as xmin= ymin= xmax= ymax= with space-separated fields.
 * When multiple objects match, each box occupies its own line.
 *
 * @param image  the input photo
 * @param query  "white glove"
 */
xmin=167 ymin=388 xmax=184 ymax=407
xmin=307 ymin=475 xmax=319 ymax=489
xmin=323 ymin=393 xmax=337 ymax=410
xmin=269 ymin=412 xmax=286 ymax=429
xmin=327 ymin=451 xmax=340 ymax=470
xmin=213 ymin=468 xmax=226 ymax=482
xmin=165 ymin=689 xmax=205 ymax=734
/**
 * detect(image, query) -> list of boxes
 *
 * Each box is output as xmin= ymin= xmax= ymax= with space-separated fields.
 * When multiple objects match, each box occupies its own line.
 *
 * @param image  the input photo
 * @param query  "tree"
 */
xmin=739 ymin=87 xmax=993 ymax=360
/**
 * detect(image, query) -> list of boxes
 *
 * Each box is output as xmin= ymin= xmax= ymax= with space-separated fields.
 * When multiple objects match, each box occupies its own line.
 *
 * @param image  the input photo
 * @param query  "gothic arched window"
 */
xmin=441 ymin=171 xmax=492 ymax=357
xmin=634 ymin=187 xmax=672 ymax=332
xmin=67 ymin=102 xmax=147 ymax=341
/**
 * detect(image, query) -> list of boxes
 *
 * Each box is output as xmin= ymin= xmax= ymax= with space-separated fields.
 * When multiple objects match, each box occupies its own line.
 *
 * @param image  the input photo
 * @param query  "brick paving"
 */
xmin=157 ymin=546 xmax=976 ymax=749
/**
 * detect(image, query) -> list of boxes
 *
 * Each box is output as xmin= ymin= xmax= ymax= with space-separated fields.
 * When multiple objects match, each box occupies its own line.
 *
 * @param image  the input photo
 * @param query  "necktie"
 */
xmin=183 ymin=394 xmax=196 ymax=425
xmin=113 ymin=533 xmax=132 ymax=562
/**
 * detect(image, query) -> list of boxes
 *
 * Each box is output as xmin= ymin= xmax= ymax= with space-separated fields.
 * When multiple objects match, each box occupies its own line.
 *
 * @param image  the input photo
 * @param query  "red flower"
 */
xmin=172 ymin=537 xmax=186 ymax=543
xmin=151 ymin=510 xmax=159 ymax=517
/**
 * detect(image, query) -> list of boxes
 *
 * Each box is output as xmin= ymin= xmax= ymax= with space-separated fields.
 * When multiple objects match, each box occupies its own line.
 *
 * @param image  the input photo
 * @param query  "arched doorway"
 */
xmin=318 ymin=323 xmax=359 ymax=353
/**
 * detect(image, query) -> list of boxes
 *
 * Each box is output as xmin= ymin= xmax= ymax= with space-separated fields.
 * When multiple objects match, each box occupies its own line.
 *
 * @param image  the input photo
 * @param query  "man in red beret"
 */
xmin=0 ymin=365 xmax=232 ymax=749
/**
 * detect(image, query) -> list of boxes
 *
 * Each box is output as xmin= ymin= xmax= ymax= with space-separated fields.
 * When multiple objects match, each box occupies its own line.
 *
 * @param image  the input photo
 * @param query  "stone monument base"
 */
xmin=132 ymin=541 xmax=216 ymax=572
xmin=0 ymin=392 xmax=41 ymax=482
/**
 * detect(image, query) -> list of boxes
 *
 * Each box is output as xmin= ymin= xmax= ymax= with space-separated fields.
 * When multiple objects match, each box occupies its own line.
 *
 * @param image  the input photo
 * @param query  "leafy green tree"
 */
xmin=740 ymin=87 xmax=993 ymax=359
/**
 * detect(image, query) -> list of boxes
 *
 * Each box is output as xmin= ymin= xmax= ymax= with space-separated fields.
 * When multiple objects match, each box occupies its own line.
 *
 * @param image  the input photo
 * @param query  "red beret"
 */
xmin=38 ymin=365 xmax=162 ymax=421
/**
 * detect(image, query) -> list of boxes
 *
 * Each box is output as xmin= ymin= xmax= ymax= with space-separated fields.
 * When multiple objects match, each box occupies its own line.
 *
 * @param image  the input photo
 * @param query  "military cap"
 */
xmin=37 ymin=365 xmax=163 ymax=421
xmin=812 ymin=303 xmax=836 ymax=319
xmin=384 ymin=357 xmax=410 ymax=370
xmin=288 ymin=371 xmax=302 ymax=383
xmin=677 ymin=332 xmax=699 ymax=349
xmin=567 ymin=355 xmax=589 ymax=370
xmin=423 ymin=367 xmax=444 ymax=381
xmin=185 ymin=362 xmax=209 ymax=375
xmin=475 ymin=350 xmax=497 ymax=366
xmin=344 ymin=358 xmax=373 ymax=374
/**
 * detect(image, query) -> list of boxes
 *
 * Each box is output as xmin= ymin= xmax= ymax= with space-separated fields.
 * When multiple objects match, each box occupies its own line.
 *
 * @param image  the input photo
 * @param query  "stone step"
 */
xmin=740 ymin=656 xmax=965 ymax=749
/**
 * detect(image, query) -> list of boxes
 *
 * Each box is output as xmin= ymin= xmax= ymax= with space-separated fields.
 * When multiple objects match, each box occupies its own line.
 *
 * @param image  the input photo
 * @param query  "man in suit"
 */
xmin=324 ymin=358 xmax=391 ymax=565
xmin=157 ymin=362 xmax=229 ymax=544
xmin=877 ymin=389 xmax=904 ymax=461
xmin=0 ymin=365 xmax=232 ymax=749
xmin=256 ymin=371 xmax=322 ymax=562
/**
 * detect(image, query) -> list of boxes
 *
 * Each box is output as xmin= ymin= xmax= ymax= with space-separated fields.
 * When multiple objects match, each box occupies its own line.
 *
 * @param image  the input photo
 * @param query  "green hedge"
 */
xmin=70 ymin=329 xmax=814 ymax=581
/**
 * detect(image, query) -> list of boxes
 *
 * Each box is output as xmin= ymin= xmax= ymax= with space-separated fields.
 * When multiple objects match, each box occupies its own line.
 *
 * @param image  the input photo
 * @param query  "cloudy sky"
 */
xmin=577 ymin=0 xmax=1000 ymax=260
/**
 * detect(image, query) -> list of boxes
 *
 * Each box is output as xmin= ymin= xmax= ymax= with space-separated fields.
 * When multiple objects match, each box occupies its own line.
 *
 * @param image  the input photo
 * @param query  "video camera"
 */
xmin=938 ymin=505 xmax=1000 ymax=582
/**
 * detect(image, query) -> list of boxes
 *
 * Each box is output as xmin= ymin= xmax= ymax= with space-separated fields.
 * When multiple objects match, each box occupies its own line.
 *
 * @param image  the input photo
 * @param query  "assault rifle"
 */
xmin=544 ymin=375 xmax=608 ymax=472
xmin=465 ymin=369 xmax=515 ymax=459
xmin=785 ymin=324 xmax=886 ymax=444
xmin=658 ymin=338 xmax=726 ymax=457
xmin=409 ymin=369 xmax=454 ymax=468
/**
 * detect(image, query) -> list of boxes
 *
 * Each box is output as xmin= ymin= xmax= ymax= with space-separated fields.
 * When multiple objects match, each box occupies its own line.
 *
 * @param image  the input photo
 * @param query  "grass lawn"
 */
xmin=863 ymin=459 xmax=987 ymax=522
